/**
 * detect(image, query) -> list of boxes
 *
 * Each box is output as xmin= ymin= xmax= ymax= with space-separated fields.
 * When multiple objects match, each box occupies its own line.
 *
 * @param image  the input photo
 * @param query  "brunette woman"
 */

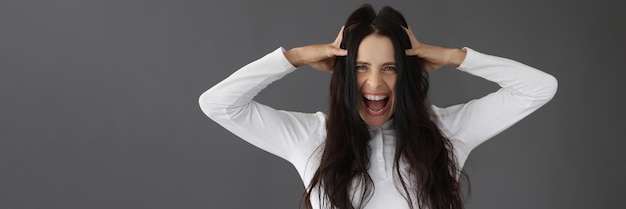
xmin=199 ymin=4 xmax=557 ymax=209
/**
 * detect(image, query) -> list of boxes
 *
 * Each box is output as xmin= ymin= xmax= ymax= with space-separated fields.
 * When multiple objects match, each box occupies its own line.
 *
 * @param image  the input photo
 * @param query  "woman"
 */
xmin=199 ymin=4 xmax=557 ymax=209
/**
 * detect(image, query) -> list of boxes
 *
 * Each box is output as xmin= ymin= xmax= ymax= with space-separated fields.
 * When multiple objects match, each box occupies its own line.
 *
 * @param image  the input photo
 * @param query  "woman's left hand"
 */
xmin=404 ymin=27 xmax=467 ymax=72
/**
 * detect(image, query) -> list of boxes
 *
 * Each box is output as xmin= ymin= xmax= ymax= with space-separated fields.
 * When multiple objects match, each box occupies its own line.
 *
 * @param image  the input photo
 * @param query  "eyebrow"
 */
xmin=356 ymin=61 xmax=396 ymax=66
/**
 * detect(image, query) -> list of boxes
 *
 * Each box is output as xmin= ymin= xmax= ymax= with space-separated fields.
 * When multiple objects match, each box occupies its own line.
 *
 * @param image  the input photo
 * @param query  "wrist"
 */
xmin=284 ymin=47 xmax=303 ymax=67
xmin=446 ymin=48 xmax=467 ymax=67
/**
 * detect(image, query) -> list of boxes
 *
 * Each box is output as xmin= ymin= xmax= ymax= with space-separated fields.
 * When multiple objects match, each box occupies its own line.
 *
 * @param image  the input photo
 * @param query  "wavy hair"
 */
xmin=303 ymin=4 xmax=468 ymax=209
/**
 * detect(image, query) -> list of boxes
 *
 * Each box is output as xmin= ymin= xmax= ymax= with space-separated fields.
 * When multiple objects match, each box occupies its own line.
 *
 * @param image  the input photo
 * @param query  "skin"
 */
xmin=356 ymin=34 xmax=397 ymax=126
xmin=284 ymin=26 xmax=467 ymax=126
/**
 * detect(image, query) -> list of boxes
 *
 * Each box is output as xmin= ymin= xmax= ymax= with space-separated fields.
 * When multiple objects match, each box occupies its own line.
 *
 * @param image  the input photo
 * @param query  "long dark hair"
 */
xmin=304 ymin=4 xmax=467 ymax=209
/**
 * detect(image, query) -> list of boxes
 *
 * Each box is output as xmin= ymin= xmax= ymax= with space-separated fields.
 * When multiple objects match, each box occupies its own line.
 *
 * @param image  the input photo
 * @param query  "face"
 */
xmin=356 ymin=34 xmax=397 ymax=127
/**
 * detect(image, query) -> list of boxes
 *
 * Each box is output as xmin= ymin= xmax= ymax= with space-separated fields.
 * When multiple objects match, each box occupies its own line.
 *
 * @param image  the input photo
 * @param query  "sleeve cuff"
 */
xmin=276 ymin=47 xmax=298 ymax=71
xmin=457 ymin=47 xmax=477 ymax=72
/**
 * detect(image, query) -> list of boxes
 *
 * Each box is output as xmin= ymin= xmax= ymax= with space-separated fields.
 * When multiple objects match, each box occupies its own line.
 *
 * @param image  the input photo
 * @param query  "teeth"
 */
xmin=368 ymin=107 xmax=385 ymax=114
xmin=364 ymin=94 xmax=388 ymax=101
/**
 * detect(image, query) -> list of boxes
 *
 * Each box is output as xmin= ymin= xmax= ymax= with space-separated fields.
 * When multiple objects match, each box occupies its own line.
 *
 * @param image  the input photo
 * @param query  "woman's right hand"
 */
xmin=284 ymin=27 xmax=347 ymax=73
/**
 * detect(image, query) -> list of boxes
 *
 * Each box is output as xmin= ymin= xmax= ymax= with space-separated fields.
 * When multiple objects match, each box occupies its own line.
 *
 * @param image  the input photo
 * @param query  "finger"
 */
xmin=403 ymin=27 xmax=421 ymax=49
xmin=405 ymin=27 xmax=420 ymax=48
xmin=331 ymin=26 xmax=344 ymax=47
xmin=324 ymin=44 xmax=347 ymax=57
xmin=333 ymin=47 xmax=347 ymax=56
xmin=405 ymin=48 xmax=419 ymax=56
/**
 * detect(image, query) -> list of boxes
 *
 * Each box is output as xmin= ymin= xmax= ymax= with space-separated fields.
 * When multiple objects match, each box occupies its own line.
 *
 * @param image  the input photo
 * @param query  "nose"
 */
xmin=365 ymin=71 xmax=383 ymax=89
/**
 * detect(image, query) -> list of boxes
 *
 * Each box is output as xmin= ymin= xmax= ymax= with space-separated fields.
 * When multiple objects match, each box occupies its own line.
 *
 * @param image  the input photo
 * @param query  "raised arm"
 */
xmin=432 ymin=48 xmax=558 ymax=156
xmin=198 ymin=48 xmax=322 ymax=161
xmin=198 ymin=28 xmax=347 ymax=161
xmin=403 ymin=27 xmax=557 ymax=157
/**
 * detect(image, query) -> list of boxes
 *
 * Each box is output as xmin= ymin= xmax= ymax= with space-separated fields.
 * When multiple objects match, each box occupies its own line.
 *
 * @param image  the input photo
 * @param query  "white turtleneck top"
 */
xmin=198 ymin=47 xmax=557 ymax=209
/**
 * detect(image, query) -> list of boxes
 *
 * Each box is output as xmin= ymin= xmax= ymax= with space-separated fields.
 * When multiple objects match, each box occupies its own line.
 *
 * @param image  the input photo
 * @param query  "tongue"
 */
xmin=366 ymin=99 xmax=386 ymax=111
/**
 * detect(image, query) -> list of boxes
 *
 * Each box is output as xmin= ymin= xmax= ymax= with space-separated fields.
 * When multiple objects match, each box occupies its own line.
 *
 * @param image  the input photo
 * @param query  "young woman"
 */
xmin=199 ymin=4 xmax=557 ymax=209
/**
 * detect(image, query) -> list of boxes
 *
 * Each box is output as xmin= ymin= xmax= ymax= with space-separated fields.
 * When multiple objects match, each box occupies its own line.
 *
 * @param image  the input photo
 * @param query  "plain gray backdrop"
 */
xmin=2 ymin=0 xmax=625 ymax=208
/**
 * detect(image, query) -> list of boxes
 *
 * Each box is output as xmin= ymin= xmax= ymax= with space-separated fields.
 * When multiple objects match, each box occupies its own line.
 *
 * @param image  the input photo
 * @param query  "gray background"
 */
xmin=1 ymin=0 xmax=624 ymax=208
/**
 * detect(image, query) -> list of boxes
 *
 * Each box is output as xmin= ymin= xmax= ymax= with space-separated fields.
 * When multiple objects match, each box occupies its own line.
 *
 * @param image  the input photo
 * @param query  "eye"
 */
xmin=356 ymin=65 xmax=368 ymax=71
xmin=384 ymin=66 xmax=397 ymax=72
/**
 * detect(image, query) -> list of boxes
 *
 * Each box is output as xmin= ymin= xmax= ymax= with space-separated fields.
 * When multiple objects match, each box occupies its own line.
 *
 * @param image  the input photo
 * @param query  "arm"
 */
xmin=403 ymin=27 xmax=557 ymax=154
xmin=432 ymin=48 xmax=558 ymax=154
xmin=199 ymin=28 xmax=347 ymax=161
xmin=198 ymin=48 xmax=327 ymax=161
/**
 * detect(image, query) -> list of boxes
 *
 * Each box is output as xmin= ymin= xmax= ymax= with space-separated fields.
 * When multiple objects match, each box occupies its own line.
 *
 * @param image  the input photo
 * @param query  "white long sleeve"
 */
xmin=433 ymin=47 xmax=558 ymax=163
xmin=198 ymin=48 xmax=327 ymax=162
xmin=198 ymin=47 xmax=557 ymax=209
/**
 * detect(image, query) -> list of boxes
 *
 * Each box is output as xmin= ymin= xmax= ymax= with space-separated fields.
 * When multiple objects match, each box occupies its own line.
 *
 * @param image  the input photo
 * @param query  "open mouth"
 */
xmin=362 ymin=94 xmax=390 ymax=116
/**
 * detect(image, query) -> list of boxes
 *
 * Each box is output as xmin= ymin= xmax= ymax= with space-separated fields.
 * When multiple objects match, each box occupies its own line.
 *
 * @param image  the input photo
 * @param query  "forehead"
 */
xmin=356 ymin=34 xmax=395 ymax=64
